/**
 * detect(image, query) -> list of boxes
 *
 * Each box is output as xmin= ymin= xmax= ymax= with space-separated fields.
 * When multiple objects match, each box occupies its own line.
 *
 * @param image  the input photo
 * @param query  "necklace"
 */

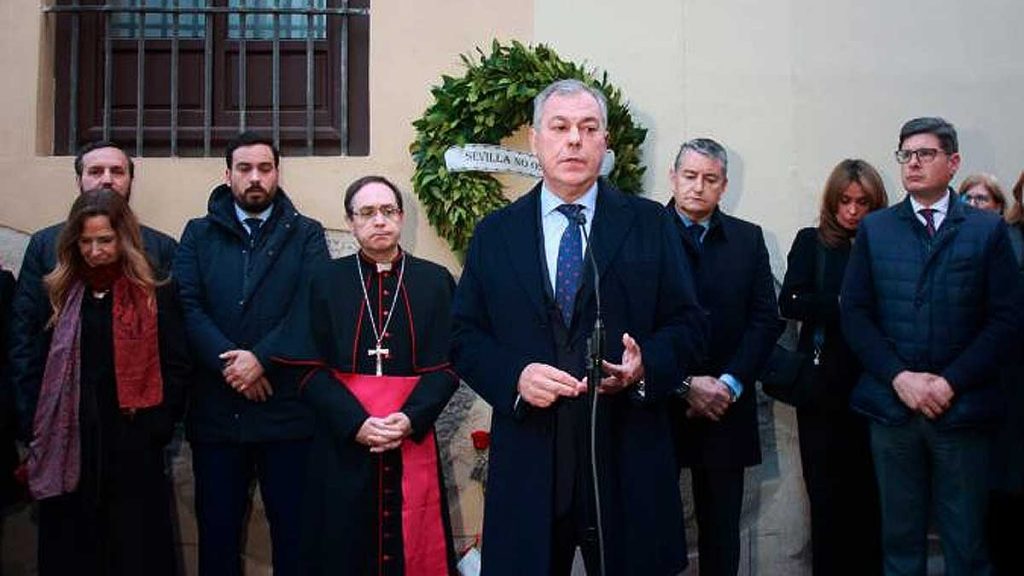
xmin=356 ymin=252 xmax=406 ymax=376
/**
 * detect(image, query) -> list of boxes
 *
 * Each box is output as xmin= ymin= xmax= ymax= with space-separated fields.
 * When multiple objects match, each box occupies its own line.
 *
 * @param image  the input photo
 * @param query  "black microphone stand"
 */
xmin=577 ymin=214 xmax=606 ymax=576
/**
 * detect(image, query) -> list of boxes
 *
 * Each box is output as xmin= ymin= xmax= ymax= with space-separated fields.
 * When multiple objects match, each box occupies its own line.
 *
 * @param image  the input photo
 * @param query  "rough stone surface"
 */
xmin=0 ymin=226 xmax=30 ymax=277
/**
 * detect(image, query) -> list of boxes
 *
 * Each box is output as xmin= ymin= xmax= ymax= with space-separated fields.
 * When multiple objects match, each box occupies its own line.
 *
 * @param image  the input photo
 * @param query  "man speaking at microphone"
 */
xmin=452 ymin=79 xmax=706 ymax=575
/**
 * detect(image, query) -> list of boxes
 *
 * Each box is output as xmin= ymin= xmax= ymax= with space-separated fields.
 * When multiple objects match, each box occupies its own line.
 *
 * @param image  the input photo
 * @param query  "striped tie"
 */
xmin=919 ymin=208 xmax=936 ymax=237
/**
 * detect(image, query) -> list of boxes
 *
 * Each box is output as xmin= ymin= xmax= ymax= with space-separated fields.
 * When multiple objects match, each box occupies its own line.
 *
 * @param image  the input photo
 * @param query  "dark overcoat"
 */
xmin=33 ymin=282 xmax=191 ymax=576
xmin=451 ymin=179 xmax=706 ymax=576
xmin=669 ymin=206 xmax=783 ymax=468
xmin=0 ymin=268 xmax=20 ymax=506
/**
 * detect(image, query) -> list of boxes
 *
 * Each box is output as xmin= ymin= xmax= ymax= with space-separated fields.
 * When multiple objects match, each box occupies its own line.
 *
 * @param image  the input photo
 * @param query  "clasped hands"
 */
xmin=220 ymin=349 xmax=273 ymax=402
xmin=517 ymin=333 xmax=644 ymax=409
xmin=684 ymin=376 xmax=734 ymax=421
xmin=892 ymin=370 xmax=954 ymax=419
xmin=356 ymin=413 xmax=412 ymax=453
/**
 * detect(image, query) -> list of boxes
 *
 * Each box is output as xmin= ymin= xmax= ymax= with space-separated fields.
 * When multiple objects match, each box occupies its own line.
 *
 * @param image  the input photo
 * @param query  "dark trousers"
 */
xmin=688 ymin=466 xmax=744 ymax=576
xmin=798 ymin=406 xmax=882 ymax=576
xmin=550 ymin=494 xmax=601 ymax=576
xmin=550 ymin=396 xmax=601 ymax=576
xmin=870 ymin=417 xmax=991 ymax=576
xmin=987 ymin=490 xmax=1024 ymax=576
xmin=192 ymin=439 xmax=309 ymax=576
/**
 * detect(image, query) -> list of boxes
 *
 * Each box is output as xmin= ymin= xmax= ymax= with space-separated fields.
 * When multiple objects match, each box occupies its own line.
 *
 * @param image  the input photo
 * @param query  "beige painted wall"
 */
xmin=0 ymin=0 xmax=533 ymax=276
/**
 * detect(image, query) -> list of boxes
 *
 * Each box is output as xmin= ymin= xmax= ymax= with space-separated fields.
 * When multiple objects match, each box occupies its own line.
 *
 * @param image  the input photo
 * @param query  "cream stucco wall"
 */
xmin=0 ymin=0 xmax=533 ymax=276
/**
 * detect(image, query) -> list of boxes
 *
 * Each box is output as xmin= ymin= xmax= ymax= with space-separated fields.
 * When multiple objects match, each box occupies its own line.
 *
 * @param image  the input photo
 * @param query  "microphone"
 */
xmin=575 ymin=210 xmax=607 ymax=576
xmin=575 ymin=212 xmax=602 ymax=331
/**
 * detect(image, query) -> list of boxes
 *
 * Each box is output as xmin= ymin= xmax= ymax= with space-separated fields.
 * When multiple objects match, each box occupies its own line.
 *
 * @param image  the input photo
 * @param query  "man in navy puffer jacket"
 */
xmin=174 ymin=132 xmax=329 ymax=576
xmin=841 ymin=117 xmax=1020 ymax=576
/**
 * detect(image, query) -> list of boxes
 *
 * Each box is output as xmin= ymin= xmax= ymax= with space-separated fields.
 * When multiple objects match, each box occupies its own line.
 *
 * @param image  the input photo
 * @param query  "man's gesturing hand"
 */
xmin=517 ymin=363 xmax=587 ymax=408
xmin=598 ymin=333 xmax=644 ymax=394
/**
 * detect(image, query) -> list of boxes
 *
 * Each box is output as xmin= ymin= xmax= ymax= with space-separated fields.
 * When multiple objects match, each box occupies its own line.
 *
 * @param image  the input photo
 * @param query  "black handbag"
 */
xmin=761 ymin=241 xmax=825 ymax=407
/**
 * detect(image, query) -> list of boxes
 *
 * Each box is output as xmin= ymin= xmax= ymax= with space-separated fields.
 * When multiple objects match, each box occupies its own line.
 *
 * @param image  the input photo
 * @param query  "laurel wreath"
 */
xmin=409 ymin=40 xmax=648 ymax=256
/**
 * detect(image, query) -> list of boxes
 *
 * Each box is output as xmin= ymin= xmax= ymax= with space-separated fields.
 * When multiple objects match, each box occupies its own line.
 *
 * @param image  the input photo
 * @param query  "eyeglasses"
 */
xmin=352 ymin=204 xmax=402 ymax=221
xmin=895 ymin=148 xmax=945 ymax=164
xmin=964 ymin=194 xmax=993 ymax=205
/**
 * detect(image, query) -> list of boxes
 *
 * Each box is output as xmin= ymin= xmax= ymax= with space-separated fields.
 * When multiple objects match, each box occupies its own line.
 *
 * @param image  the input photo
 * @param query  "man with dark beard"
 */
xmin=173 ymin=132 xmax=329 ymax=576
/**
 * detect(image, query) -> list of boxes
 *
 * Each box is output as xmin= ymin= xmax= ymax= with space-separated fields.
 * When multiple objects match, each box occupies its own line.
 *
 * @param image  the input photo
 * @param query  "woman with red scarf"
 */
xmin=26 ymin=188 xmax=190 ymax=576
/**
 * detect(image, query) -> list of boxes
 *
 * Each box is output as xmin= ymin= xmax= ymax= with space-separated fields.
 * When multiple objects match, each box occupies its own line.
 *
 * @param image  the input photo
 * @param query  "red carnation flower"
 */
xmin=471 ymin=430 xmax=491 ymax=451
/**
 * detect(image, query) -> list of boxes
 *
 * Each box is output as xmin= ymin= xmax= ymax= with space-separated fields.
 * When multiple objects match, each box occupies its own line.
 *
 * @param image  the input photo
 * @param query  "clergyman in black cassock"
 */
xmin=272 ymin=176 xmax=459 ymax=576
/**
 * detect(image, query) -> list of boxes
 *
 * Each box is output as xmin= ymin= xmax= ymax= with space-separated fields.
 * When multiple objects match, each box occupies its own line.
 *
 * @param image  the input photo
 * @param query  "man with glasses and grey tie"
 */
xmin=841 ymin=117 xmax=1020 ymax=575
xmin=451 ymin=79 xmax=706 ymax=575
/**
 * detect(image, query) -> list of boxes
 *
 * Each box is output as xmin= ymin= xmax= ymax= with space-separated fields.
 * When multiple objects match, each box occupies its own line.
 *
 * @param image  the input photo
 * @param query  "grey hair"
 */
xmin=673 ymin=137 xmax=728 ymax=178
xmin=532 ymin=79 xmax=608 ymax=129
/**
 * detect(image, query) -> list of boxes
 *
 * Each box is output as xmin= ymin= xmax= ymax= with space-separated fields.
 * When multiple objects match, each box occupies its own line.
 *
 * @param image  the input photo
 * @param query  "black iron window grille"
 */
xmin=46 ymin=0 xmax=370 ymax=157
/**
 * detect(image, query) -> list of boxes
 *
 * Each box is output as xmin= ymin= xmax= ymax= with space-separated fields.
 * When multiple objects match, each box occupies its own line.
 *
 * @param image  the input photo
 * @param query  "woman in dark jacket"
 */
xmin=986 ymin=171 xmax=1024 ymax=576
xmin=26 ymin=189 xmax=190 ymax=576
xmin=780 ymin=159 xmax=888 ymax=576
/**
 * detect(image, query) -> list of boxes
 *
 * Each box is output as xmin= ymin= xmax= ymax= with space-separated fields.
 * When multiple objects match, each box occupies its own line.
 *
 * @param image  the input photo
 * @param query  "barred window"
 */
xmin=109 ymin=0 xmax=206 ymax=38
xmin=227 ymin=0 xmax=327 ymax=39
xmin=48 ymin=0 xmax=369 ymax=157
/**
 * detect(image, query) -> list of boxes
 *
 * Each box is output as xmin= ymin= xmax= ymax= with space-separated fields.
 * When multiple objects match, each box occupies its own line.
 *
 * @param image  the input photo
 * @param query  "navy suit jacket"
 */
xmin=452 ymin=179 xmax=706 ymax=576
xmin=670 ymin=206 xmax=783 ymax=468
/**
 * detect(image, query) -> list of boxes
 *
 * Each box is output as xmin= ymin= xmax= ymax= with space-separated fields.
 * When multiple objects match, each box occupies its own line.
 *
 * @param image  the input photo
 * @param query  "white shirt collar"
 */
xmin=540 ymin=181 xmax=598 ymax=220
xmin=909 ymin=190 xmax=951 ymax=216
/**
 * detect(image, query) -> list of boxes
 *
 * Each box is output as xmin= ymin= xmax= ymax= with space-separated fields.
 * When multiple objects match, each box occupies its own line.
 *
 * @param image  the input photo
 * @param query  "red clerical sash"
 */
xmin=334 ymin=372 xmax=449 ymax=576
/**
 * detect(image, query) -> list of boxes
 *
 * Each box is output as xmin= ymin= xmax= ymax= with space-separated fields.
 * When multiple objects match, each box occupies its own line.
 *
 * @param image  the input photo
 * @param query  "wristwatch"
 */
xmin=676 ymin=376 xmax=692 ymax=398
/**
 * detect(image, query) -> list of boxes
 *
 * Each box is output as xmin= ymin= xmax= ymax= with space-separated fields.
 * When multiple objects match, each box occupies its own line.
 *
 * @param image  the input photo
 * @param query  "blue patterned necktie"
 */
xmin=244 ymin=217 xmax=263 ymax=247
xmin=555 ymin=204 xmax=584 ymax=326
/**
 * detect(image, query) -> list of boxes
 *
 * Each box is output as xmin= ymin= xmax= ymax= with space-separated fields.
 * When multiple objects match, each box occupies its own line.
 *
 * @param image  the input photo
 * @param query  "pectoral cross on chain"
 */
xmin=368 ymin=343 xmax=390 ymax=376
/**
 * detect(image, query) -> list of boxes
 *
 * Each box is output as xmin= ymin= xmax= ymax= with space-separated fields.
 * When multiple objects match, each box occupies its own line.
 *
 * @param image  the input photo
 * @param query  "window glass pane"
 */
xmin=110 ymin=0 xmax=207 ymax=39
xmin=228 ymin=0 xmax=327 ymax=40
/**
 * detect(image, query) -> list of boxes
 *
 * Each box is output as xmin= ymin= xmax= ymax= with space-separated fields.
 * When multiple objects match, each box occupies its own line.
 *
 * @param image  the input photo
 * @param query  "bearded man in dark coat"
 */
xmin=272 ymin=175 xmax=458 ymax=576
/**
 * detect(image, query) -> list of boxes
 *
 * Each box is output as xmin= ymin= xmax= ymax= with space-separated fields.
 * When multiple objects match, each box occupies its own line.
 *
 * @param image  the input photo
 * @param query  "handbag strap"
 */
xmin=811 ymin=241 xmax=826 ymax=364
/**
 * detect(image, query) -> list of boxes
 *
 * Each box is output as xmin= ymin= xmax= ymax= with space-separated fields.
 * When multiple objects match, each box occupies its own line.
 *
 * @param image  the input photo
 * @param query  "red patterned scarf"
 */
xmin=28 ymin=273 xmax=163 ymax=499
